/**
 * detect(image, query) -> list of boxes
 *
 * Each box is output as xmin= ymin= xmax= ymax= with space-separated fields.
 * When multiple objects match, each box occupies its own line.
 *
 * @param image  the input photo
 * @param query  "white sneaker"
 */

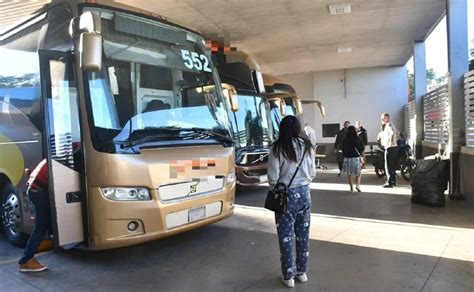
xmin=281 ymin=277 xmax=295 ymax=288
xmin=296 ymin=273 xmax=308 ymax=283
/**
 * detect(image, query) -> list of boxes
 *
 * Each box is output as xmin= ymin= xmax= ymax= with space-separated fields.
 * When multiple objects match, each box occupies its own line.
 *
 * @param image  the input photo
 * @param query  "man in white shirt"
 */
xmin=380 ymin=113 xmax=398 ymax=187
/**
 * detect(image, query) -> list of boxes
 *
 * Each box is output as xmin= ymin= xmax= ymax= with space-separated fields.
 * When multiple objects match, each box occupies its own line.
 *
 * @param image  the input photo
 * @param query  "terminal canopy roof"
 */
xmin=0 ymin=0 xmax=445 ymax=75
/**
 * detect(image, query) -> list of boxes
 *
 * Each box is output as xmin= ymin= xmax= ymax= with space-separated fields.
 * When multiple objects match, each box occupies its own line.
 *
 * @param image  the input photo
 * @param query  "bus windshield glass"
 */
xmin=284 ymin=97 xmax=297 ymax=116
xmin=228 ymin=94 xmax=272 ymax=149
xmin=83 ymin=7 xmax=230 ymax=153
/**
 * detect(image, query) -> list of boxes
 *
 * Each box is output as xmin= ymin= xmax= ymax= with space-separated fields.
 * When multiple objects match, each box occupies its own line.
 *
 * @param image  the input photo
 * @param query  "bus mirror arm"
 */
xmin=70 ymin=12 xmax=103 ymax=71
xmin=70 ymin=11 xmax=102 ymax=37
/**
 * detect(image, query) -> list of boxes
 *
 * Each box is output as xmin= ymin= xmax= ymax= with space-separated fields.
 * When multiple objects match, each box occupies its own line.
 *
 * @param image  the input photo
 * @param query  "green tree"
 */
xmin=426 ymin=68 xmax=436 ymax=86
xmin=408 ymin=68 xmax=447 ymax=98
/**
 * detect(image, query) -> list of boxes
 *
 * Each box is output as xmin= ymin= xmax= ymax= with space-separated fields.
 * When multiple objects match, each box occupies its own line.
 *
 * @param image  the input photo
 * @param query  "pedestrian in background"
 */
xmin=334 ymin=121 xmax=350 ymax=176
xmin=18 ymin=159 xmax=50 ymax=273
xmin=341 ymin=126 xmax=365 ymax=192
xmin=355 ymin=121 xmax=368 ymax=168
xmin=267 ymin=115 xmax=316 ymax=288
xmin=380 ymin=113 xmax=399 ymax=188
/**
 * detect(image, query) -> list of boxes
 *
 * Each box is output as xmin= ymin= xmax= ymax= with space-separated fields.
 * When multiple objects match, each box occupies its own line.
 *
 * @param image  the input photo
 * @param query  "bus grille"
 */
xmin=158 ymin=176 xmax=225 ymax=202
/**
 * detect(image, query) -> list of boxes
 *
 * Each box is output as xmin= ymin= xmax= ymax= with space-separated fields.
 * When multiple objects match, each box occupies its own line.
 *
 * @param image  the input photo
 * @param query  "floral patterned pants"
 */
xmin=275 ymin=185 xmax=311 ymax=280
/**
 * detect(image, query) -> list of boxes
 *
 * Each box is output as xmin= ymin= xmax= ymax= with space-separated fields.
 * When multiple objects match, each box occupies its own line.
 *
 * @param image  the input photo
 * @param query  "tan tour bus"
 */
xmin=263 ymin=74 xmax=325 ymax=138
xmin=0 ymin=0 xmax=237 ymax=250
xmin=214 ymin=51 xmax=273 ymax=186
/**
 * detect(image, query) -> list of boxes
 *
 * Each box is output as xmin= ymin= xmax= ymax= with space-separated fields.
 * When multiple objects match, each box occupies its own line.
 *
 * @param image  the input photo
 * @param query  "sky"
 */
xmin=407 ymin=1 xmax=474 ymax=76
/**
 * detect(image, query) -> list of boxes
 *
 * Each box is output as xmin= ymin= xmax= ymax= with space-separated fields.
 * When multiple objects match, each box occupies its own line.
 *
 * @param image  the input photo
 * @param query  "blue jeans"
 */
xmin=18 ymin=189 xmax=50 ymax=265
xmin=275 ymin=185 xmax=311 ymax=280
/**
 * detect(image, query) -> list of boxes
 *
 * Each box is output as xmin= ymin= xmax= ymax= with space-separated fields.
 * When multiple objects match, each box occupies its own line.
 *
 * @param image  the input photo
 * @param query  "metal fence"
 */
xmin=465 ymin=70 xmax=474 ymax=148
xmin=423 ymin=84 xmax=450 ymax=145
xmin=404 ymin=99 xmax=416 ymax=141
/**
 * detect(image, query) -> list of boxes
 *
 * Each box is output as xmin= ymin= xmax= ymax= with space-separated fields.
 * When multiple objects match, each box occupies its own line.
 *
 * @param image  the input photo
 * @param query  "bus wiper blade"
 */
xmin=180 ymin=128 xmax=235 ymax=145
xmin=117 ymin=127 xmax=234 ymax=148
xmin=118 ymin=133 xmax=181 ymax=149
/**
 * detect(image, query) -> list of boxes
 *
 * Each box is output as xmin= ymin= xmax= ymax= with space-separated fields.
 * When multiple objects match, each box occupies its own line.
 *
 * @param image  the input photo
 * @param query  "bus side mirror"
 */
xmin=79 ymin=33 xmax=102 ymax=71
xmin=252 ymin=70 xmax=266 ymax=94
xmin=71 ymin=11 xmax=103 ymax=71
xmin=296 ymin=100 xmax=303 ymax=114
xmin=222 ymin=83 xmax=239 ymax=112
xmin=280 ymin=100 xmax=287 ymax=116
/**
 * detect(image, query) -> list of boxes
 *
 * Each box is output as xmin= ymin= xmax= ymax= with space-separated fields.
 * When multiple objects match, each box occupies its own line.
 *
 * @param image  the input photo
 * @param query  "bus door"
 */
xmin=39 ymin=50 xmax=84 ymax=249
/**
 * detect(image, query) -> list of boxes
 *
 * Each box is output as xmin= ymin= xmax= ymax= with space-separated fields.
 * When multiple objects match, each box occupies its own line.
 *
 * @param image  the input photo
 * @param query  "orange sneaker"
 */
xmin=19 ymin=258 xmax=47 ymax=273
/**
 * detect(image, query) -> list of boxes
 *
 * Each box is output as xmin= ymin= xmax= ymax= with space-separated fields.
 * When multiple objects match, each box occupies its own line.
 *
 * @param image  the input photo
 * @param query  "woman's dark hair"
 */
xmin=345 ymin=125 xmax=358 ymax=146
xmin=272 ymin=115 xmax=312 ymax=162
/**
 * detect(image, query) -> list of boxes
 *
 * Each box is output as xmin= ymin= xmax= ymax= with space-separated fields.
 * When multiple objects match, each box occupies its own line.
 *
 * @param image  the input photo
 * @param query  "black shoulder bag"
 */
xmin=265 ymin=146 xmax=308 ymax=213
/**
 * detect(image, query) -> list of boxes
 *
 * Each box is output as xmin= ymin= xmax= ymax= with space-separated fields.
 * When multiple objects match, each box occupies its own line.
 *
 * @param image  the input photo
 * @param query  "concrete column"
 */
xmin=413 ymin=41 xmax=427 ymax=156
xmin=446 ymin=0 xmax=469 ymax=195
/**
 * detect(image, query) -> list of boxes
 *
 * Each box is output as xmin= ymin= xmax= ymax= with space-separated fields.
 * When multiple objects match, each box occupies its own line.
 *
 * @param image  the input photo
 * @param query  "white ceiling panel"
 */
xmin=0 ymin=0 xmax=446 ymax=74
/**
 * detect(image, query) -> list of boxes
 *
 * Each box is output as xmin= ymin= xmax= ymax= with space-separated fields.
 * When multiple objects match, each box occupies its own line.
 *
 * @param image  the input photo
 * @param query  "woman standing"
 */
xmin=342 ymin=126 xmax=365 ymax=192
xmin=267 ymin=116 xmax=316 ymax=288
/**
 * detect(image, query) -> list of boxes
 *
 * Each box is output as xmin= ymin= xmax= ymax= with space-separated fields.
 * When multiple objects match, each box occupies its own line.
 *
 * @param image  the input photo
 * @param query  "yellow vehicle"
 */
xmin=0 ymin=0 xmax=236 ymax=250
xmin=263 ymin=74 xmax=325 ymax=138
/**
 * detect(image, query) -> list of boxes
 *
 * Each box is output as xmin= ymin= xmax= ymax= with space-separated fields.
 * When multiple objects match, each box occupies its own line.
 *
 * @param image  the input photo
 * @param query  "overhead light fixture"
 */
xmin=337 ymin=47 xmax=352 ymax=53
xmin=328 ymin=3 xmax=352 ymax=15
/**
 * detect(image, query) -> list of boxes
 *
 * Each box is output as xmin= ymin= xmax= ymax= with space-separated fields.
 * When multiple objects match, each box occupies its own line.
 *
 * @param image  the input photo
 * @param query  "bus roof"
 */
xmin=1 ymin=0 xmax=202 ymax=41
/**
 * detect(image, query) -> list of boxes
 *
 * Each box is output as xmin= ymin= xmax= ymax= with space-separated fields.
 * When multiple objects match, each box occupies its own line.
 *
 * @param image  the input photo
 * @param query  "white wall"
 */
xmin=283 ymin=66 xmax=408 ymax=144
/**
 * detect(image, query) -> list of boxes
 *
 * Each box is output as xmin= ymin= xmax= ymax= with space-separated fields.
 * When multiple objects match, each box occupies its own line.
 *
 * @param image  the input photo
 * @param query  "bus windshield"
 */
xmin=228 ymin=94 xmax=272 ymax=149
xmin=83 ymin=7 xmax=230 ymax=153
xmin=284 ymin=97 xmax=297 ymax=116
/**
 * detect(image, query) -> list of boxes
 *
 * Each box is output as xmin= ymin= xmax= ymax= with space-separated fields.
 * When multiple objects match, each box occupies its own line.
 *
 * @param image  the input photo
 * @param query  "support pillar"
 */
xmin=413 ymin=41 xmax=427 ymax=157
xmin=446 ymin=0 xmax=469 ymax=196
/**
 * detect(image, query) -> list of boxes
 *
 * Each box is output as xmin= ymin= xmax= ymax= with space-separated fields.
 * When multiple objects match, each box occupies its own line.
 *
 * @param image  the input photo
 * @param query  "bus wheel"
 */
xmin=1 ymin=184 xmax=28 ymax=247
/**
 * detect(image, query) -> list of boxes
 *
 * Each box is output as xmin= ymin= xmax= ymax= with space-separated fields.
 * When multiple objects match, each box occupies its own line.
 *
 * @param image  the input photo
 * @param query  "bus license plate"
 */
xmin=188 ymin=206 xmax=206 ymax=223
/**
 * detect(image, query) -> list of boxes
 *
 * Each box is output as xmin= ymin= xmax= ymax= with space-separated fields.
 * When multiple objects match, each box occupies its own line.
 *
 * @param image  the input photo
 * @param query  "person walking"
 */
xmin=355 ymin=121 xmax=368 ymax=168
xmin=18 ymin=159 xmax=50 ymax=273
xmin=267 ymin=115 xmax=316 ymax=288
xmin=334 ymin=121 xmax=350 ymax=176
xmin=380 ymin=113 xmax=398 ymax=188
xmin=341 ymin=126 xmax=365 ymax=192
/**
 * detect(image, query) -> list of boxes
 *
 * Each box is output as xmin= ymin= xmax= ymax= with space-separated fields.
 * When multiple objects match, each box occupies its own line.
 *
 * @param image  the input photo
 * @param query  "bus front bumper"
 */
xmin=235 ymin=165 xmax=268 ymax=186
xmin=88 ymin=183 xmax=235 ymax=250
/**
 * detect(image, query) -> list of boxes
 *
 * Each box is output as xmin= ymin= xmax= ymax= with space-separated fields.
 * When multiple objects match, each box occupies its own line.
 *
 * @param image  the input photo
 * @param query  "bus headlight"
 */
xmin=101 ymin=187 xmax=151 ymax=201
xmin=227 ymin=171 xmax=236 ymax=185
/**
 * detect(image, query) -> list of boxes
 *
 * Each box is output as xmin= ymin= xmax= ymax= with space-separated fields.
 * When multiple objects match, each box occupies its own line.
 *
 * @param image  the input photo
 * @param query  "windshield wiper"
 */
xmin=118 ymin=127 xmax=234 ymax=149
xmin=178 ymin=128 xmax=235 ymax=145
xmin=117 ymin=133 xmax=182 ymax=149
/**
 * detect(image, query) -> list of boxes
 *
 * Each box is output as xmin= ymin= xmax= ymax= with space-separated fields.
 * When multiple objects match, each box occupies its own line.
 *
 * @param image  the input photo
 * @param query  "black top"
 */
xmin=334 ymin=128 xmax=348 ymax=150
xmin=342 ymin=136 xmax=365 ymax=158
xmin=357 ymin=127 xmax=368 ymax=146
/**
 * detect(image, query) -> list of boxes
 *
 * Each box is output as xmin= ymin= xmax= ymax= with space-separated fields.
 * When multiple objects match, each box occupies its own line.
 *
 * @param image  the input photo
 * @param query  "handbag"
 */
xmin=355 ymin=148 xmax=364 ymax=164
xmin=265 ymin=146 xmax=308 ymax=213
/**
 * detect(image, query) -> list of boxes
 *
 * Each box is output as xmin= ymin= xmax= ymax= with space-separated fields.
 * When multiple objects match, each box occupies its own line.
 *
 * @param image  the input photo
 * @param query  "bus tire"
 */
xmin=1 ymin=183 xmax=28 ymax=247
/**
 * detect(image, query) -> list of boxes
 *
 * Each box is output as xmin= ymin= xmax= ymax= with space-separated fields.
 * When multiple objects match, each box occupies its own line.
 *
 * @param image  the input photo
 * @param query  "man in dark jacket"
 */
xmin=355 ymin=121 xmax=368 ymax=168
xmin=334 ymin=121 xmax=350 ymax=176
